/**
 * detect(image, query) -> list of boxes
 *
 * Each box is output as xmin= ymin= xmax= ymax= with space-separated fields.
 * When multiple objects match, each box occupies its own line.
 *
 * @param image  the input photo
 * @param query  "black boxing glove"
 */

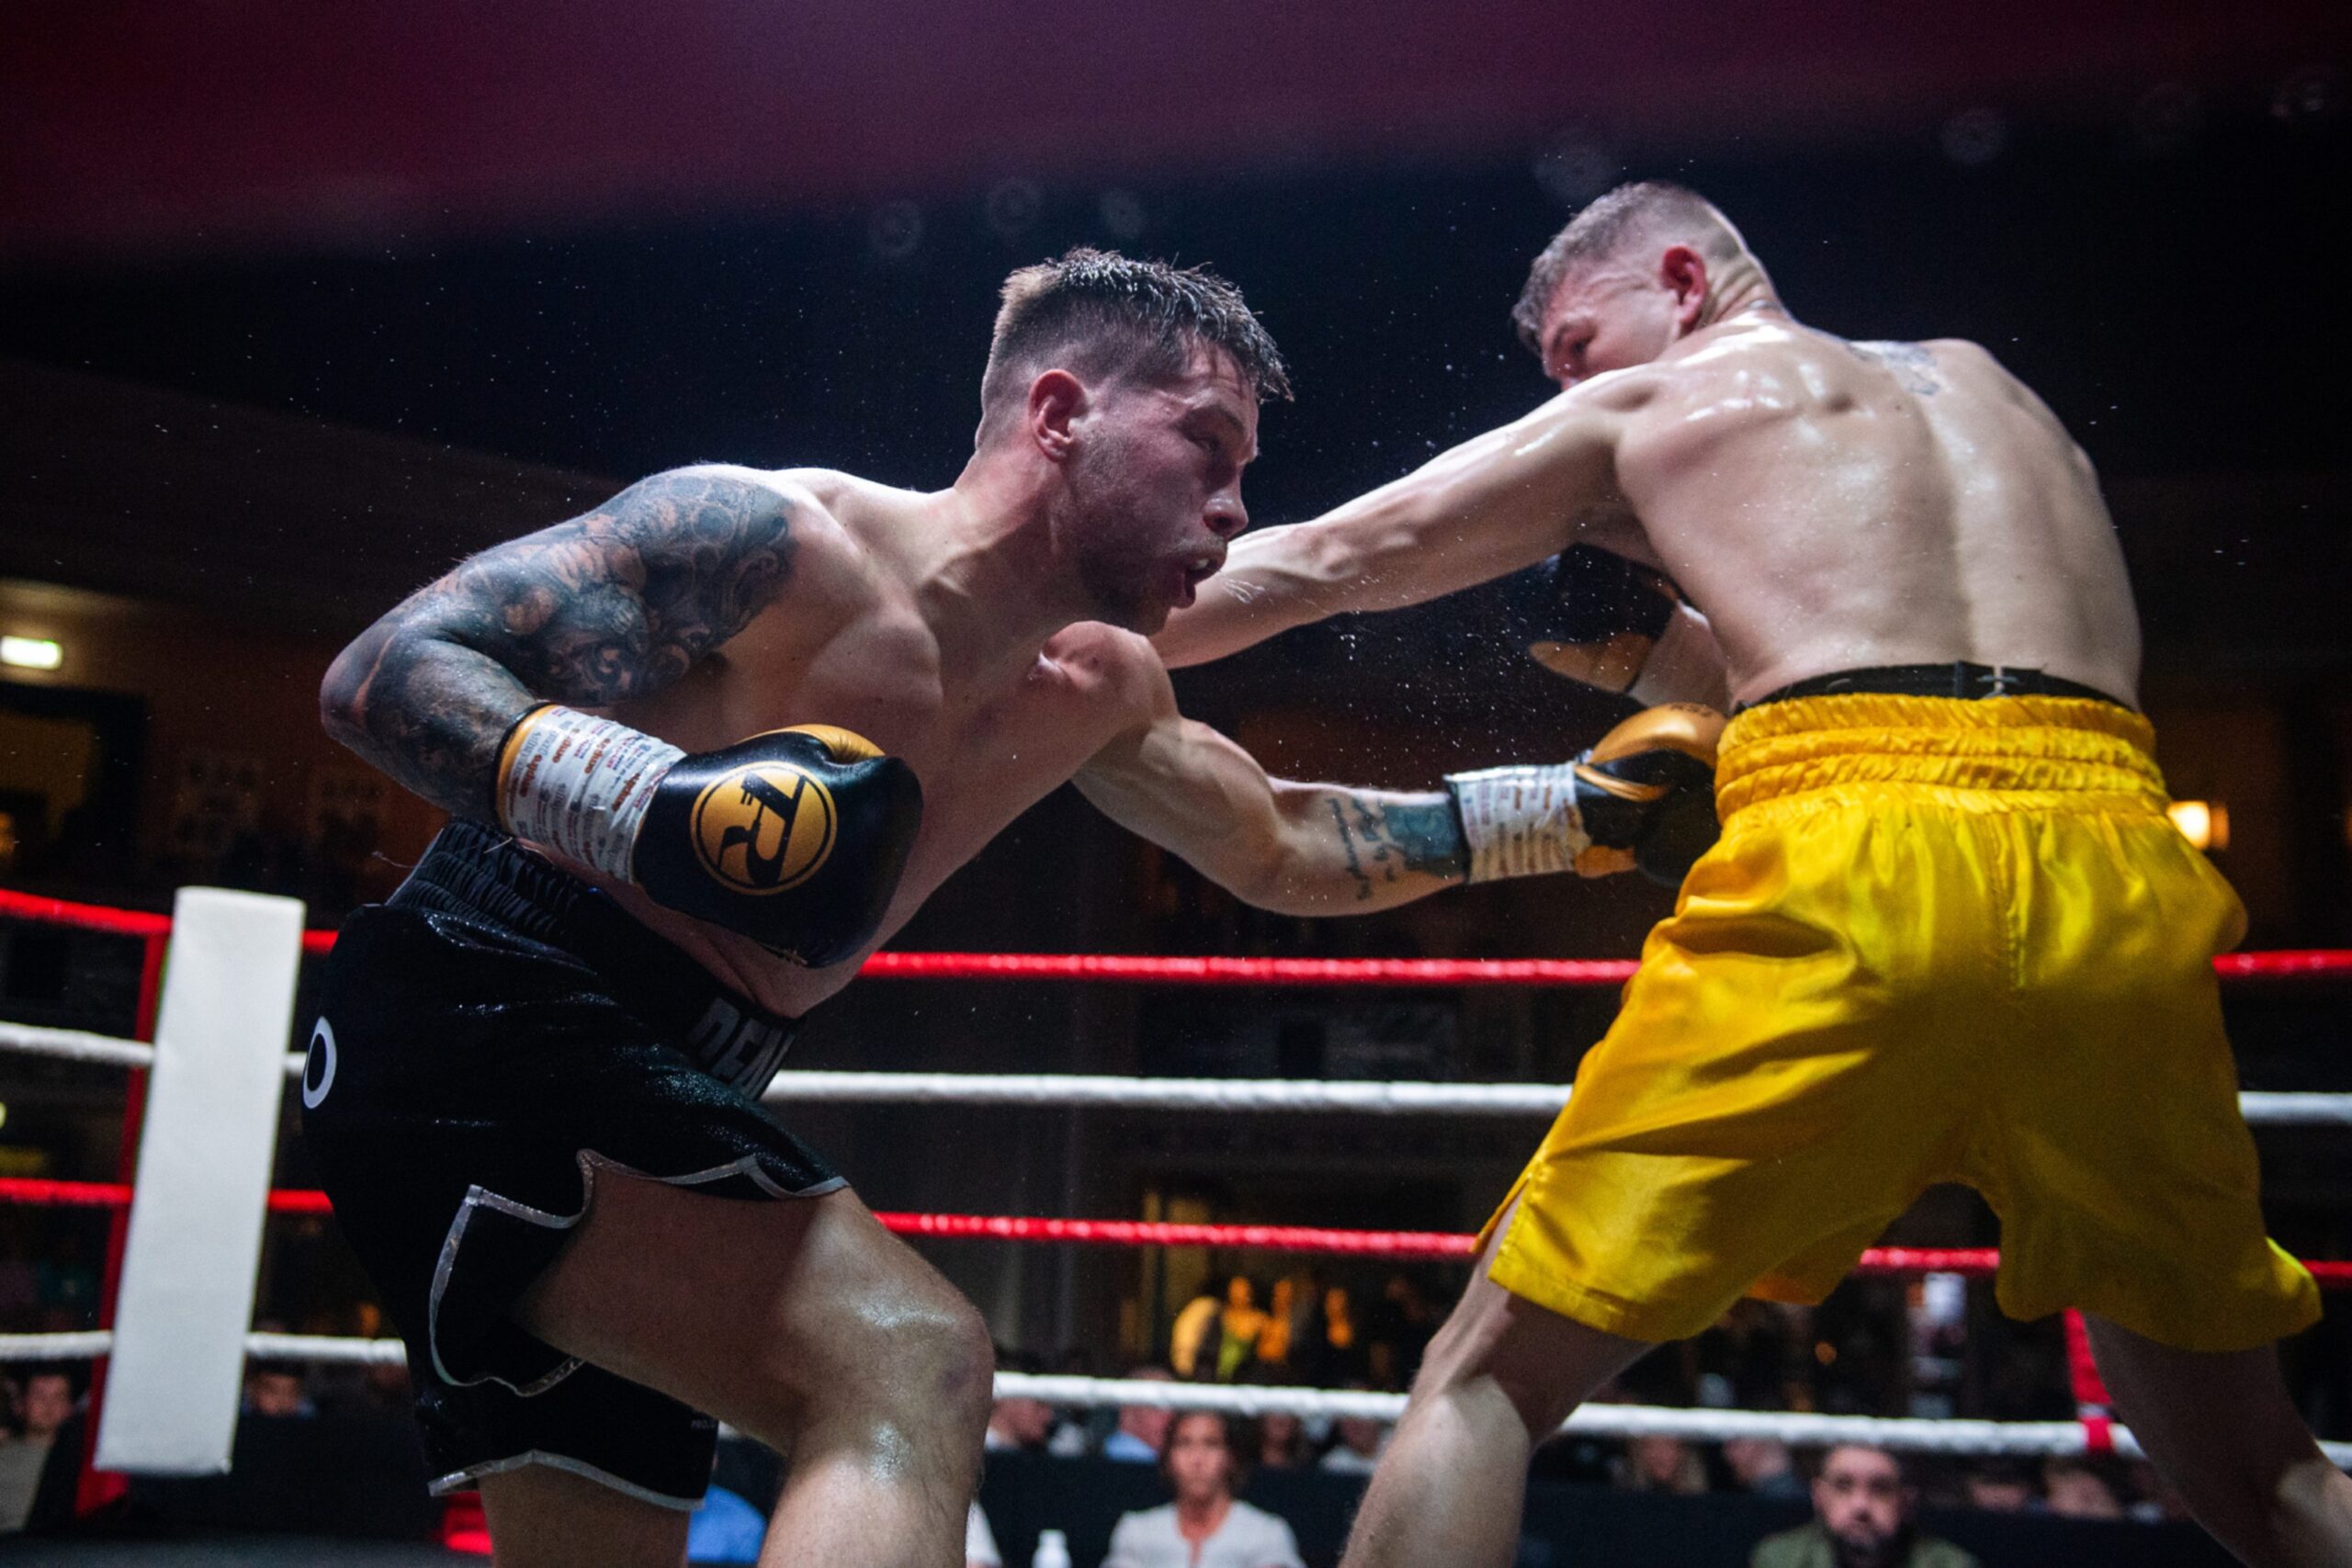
xmin=1514 ymin=546 xmax=1684 ymax=693
xmin=497 ymin=705 xmax=922 ymax=966
xmin=1444 ymin=704 xmax=1725 ymax=886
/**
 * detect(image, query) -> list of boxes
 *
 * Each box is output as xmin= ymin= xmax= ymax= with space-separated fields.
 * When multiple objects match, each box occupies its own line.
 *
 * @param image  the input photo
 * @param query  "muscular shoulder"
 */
xmin=1046 ymin=622 xmax=1173 ymax=721
xmin=548 ymin=463 xmax=853 ymax=581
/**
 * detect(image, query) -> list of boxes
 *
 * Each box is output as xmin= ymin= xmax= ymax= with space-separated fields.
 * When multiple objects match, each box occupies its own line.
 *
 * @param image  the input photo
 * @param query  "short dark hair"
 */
xmin=1511 ymin=180 xmax=1737 ymax=354
xmin=1810 ymin=1442 xmax=1907 ymax=1484
xmin=1159 ymin=1407 xmax=1252 ymax=1493
xmin=979 ymin=248 xmax=1290 ymax=438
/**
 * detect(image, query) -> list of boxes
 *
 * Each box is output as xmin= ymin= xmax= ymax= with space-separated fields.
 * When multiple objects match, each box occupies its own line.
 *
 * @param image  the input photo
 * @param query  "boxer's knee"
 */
xmin=748 ymin=1253 xmax=992 ymax=1454
xmin=844 ymin=1281 xmax=993 ymax=1435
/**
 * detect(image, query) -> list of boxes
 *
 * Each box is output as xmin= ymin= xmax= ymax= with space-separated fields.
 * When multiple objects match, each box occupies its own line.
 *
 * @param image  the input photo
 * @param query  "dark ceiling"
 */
xmin=6 ymin=1 xmax=2342 ymax=259
xmin=1 ymin=5 xmax=2346 ymax=701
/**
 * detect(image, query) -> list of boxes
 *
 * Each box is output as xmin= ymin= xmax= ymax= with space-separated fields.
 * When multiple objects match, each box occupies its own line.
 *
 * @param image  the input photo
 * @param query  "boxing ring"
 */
xmin=4 ymin=882 xmax=2352 ymax=1553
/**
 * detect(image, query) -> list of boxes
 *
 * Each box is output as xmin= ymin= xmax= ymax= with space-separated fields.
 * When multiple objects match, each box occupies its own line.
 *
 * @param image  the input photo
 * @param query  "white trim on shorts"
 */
xmin=426 ymin=1148 xmax=848 ymax=1397
xmin=429 ymin=1450 xmax=707 ymax=1512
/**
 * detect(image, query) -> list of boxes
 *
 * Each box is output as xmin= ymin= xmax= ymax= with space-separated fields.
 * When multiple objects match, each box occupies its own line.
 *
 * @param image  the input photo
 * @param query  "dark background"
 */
xmin=1 ymin=0 xmax=2349 ymax=1544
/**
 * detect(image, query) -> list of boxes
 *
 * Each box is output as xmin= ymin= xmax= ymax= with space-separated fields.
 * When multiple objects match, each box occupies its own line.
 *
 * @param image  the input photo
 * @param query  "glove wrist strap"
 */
xmin=1444 ymin=762 xmax=1591 ymax=884
xmin=496 ymin=705 xmax=684 ymax=882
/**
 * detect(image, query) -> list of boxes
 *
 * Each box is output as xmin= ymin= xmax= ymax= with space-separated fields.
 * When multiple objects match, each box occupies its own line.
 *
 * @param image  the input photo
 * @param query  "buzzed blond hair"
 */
xmin=1512 ymin=181 xmax=1744 ymax=354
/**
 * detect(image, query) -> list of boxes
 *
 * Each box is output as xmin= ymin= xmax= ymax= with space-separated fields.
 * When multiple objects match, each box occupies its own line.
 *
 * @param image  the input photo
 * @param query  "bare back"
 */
xmin=1606 ymin=318 xmax=2140 ymax=707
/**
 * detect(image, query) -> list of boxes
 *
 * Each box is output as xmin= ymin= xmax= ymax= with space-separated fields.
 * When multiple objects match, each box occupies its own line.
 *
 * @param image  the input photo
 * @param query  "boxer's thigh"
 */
xmin=514 ymin=1173 xmax=992 ymax=1450
xmin=479 ymin=1461 xmax=691 ymax=1568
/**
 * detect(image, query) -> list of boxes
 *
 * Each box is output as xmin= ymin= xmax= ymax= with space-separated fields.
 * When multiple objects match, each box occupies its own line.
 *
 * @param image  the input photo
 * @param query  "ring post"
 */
xmin=93 ymin=888 xmax=305 ymax=1476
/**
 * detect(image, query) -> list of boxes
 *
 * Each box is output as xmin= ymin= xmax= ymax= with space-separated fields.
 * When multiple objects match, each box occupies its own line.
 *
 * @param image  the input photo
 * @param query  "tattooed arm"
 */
xmin=1073 ymin=637 xmax=1467 ymax=916
xmin=319 ymin=466 xmax=799 ymax=818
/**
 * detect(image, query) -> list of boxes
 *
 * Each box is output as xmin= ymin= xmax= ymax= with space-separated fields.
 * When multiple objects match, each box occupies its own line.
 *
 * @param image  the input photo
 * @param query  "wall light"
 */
xmin=0 ymin=636 xmax=63 ymax=671
xmin=2167 ymin=799 xmax=2229 ymax=852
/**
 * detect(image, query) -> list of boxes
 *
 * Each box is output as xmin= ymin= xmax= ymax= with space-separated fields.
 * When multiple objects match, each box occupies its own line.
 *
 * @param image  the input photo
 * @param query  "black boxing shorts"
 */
xmin=302 ymin=820 xmax=843 ymax=1508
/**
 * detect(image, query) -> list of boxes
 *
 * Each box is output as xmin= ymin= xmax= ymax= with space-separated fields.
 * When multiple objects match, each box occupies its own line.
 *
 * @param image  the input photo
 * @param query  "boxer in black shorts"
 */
xmin=306 ymin=821 xmax=837 ymax=1505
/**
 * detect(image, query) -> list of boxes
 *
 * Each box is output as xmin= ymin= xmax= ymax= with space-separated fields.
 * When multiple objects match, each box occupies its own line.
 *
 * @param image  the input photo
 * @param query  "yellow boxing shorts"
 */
xmin=1486 ymin=693 xmax=2318 ymax=1352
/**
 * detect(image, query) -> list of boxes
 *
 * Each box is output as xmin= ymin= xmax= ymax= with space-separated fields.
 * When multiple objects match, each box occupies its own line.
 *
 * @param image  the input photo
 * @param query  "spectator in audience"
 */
xmin=1104 ymin=1367 xmax=1177 ymax=1462
xmin=1752 ymin=1445 xmax=1980 ymax=1568
xmin=1317 ymin=1384 xmax=1388 ymax=1476
xmin=0 ymin=1369 xmax=77 ymax=1531
xmin=1617 ymin=1433 xmax=1709 ymax=1495
xmin=241 ymin=1362 xmax=315 ymax=1419
xmin=2041 ymin=1458 xmax=2123 ymax=1520
xmin=1254 ymin=1408 xmax=1313 ymax=1471
xmin=1103 ymin=1410 xmax=1304 ymax=1568
xmin=1959 ymin=1460 xmax=2034 ymax=1513
xmin=988 ymin=1348 xmax=1055 ymax=1452
xmin=1216 ymin=1277 xmax=1269 ymax=1382
xmin=1322 ymin=1286 xmax=1369 ymax=1384
xmin=1046 ymin=1348 xmax=1104 ymax=1456
xmin=1724 ymin=1436 xmax=1806 ymax=1500
xmin=1172 ymin=1288 xmax=1224 ymax=1380
xmin=1365 ymin=1272 xmax=1436 ymax=1389
xmin=966 ymin=1500 xmax=1001 ymax=1568
xmin=1255 ymin=1277 xmax=1295 ymax=1369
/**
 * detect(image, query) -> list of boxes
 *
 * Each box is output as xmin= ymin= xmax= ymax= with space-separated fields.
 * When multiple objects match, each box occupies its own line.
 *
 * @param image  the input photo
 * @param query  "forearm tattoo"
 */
xmin=320 ymin=470 xmax=797 ymax=818
xmin=1326 ymin=793 xmax=1469 ymax=901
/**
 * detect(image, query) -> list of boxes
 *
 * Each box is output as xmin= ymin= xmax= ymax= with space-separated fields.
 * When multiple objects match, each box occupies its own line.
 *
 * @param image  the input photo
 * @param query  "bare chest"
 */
xmin=613 ymin=615 xmax=1129 ymax=1012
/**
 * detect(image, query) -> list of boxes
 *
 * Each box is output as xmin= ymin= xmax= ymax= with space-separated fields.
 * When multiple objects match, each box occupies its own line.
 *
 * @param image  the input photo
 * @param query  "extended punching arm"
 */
xmin=1445 ymin=705 xmax=1726 ymax=886
xmin=1082 ymin=647 xmax=1724 ymax=907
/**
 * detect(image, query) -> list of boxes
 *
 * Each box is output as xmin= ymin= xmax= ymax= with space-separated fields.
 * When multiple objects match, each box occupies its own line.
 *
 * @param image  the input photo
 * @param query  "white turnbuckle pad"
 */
xmin=96 ymin=887 xmax=306 ymax=1474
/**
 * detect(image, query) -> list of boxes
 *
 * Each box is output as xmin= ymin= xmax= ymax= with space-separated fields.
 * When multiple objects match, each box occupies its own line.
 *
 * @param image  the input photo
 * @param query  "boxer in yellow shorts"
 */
xmin=1158 ymin=180 xmax=2352 ymax=1563
xmin=1486 ymin=689 xmax=2317 ymax=1352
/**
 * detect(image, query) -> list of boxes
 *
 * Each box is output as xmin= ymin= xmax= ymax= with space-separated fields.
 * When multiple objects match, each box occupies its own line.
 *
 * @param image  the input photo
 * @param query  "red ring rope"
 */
xmin=5 ymin=888 xmax=2347 ymax=985
xmin=3 ymin=1179 xmax=2346 ymax=1287
xmin=856 ymin=953 xmax=1643 ymax=987
xmin=0 ymin=888 xmax=170 ymax=939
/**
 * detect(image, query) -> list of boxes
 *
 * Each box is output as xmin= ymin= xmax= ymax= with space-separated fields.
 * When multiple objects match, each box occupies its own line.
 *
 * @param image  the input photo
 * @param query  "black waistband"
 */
xmin=1743 ymin=662 xmax=2132 ymax=712
xmin=387 ymin=821 xmax=799 ymax=1081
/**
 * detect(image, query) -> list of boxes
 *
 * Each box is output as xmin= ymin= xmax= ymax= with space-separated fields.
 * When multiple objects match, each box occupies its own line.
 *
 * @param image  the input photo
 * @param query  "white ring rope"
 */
xmin=14 ymin=1335 xmax=2333 ymax=1476
xmin=1 ymin=1335 xmax=2344 ymax=1465
xmin=0 ymin=1030 xmax=2333 ymax=1127
xmin=0 ymin=1330 xmax=116 ymax=1362
xmin=0 ymin=1021 xmax=154 ymax=1070
xmin=754 ymin=1073 xmax=2352 ymax=1126
xmin=767 ymin=1071 xmax=1569 ymax=1114
xmin=244 ymin=1330 xmax=408 ymax=1367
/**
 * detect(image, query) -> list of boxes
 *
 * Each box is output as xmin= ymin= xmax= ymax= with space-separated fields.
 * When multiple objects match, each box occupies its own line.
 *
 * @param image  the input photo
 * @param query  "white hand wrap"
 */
xmin=1445 ymin=763 xmax=1590 ymax=884
xmin=496 ymin=705 xmax=684 ymax=882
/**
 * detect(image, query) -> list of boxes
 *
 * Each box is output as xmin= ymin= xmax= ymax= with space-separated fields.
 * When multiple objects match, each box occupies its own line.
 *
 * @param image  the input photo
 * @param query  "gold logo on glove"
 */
xmin=692 ymin=763 xmax=837 ymax=895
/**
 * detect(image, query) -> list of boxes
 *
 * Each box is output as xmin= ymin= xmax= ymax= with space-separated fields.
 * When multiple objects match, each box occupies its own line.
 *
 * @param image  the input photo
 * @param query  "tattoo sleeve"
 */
xmin=319 ymin=468 xmax=797 ymax=819
xmin=1325 ymin=792 xmax=1470 ymax=900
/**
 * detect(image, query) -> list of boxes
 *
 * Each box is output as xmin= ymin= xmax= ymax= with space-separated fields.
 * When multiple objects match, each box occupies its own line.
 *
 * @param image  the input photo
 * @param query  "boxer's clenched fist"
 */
xmin=498 ymin=705 xmax=922 ymax=965
xmin=1519 ymin=545 xmax=1683 ymax=694
xmin=1443 ymin=704 xmax=1724 ymax=887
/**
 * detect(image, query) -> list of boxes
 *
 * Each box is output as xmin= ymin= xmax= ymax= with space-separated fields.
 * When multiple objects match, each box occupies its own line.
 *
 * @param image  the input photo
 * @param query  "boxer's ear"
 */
xmin=1661 ymin=244 xmax=1710 ymax=332
xmin=1026 ymin=368 xmax=1087 ymax=462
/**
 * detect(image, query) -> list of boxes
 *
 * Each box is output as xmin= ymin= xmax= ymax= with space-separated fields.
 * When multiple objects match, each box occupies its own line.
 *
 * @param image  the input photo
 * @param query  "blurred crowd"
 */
xmin=0 ymin=1246 xmax=2227 ymax=1550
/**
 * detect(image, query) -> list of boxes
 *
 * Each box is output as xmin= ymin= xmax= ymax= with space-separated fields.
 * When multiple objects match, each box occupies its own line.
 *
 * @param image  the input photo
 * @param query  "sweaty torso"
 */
xmin=577 ymin=472 xmax=1149 ymax=1018
xmin=1583 ymin=317 xmax=2140 ymax=708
